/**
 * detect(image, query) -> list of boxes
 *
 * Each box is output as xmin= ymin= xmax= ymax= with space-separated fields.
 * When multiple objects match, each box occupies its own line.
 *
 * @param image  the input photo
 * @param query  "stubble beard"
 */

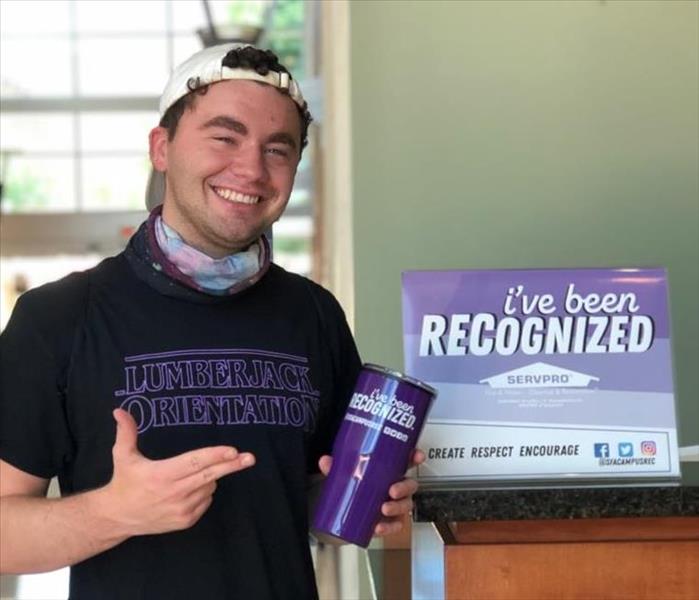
xmin=180 ymin=197 xmax=276 ymax=258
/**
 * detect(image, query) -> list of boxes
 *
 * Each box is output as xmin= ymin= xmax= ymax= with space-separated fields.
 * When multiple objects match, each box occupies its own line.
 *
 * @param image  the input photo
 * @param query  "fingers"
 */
xmin=318 ymin=455 xmax=332 ymax=476
xmin=381 ymin=497 xmax=413 ymax=519
xmin=112 ymin=409 xmax=140 ymax=457
xmin=368 ymin=476 xmax=417 ymax=540
xmin=374 ymin=495 xmax=416 ymax=537
xmin=158 ymin=446 xmax=255 ymax=481
xmin=175 ymin=492 xmax=214 ymax=531
xmin=374 ymin=517 xmax=404 ymax=537
xmin=192 ymin=495 xmax=213 ymax=521
xmin=410 ymin=448 xmax=427 ymax=467
xmin=176 ymin=453 xmax=256 ymax=492
xmin=388 ymin=477 xmax=418 ymax=501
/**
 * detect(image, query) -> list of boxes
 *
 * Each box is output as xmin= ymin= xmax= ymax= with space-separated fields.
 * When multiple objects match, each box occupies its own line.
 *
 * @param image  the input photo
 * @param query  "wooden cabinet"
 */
xmin=412 ymin=488 xmax=699 ymax=600
xmin=443 ymin=517 xmax=699 ymax=600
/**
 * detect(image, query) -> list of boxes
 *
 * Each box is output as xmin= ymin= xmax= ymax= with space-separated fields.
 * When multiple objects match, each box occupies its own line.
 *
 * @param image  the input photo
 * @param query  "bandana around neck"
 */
xmin=142 ymin=205 xmax=270 ymax=296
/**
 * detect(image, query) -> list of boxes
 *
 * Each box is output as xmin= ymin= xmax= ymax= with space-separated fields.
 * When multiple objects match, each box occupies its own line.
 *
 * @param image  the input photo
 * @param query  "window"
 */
xmin=0 ymin=0 xmax=316 ymax=276
xmin=1 ymin=0 xmax=164 ymax=213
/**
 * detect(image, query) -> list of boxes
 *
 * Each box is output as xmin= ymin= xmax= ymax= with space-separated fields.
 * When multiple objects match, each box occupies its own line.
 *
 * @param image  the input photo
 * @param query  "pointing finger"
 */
xmin=158 ymin=446 xmax=253 ymax=480
xmin=177 ymin=453 xmax=256 ymax=491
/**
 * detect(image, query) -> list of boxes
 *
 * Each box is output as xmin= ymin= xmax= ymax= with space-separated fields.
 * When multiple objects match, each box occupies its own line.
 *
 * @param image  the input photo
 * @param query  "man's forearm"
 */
xmin=0 ymin=490 xmax=129 ymax=574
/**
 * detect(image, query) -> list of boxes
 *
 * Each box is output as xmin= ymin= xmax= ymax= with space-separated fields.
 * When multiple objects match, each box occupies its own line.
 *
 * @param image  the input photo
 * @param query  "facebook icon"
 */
xmin=594 ymin=443 xmax=610 ymax=458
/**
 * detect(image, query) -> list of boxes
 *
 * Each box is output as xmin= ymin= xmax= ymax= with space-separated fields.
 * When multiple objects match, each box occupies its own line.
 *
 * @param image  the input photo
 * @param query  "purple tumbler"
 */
xmin=312 ymin=364 xmax=437 ymax=547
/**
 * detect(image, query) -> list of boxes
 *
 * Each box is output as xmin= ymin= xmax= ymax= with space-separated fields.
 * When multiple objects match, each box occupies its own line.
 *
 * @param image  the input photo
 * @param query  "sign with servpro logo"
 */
xmin=401 ymin=268 xmax=680 ymax=485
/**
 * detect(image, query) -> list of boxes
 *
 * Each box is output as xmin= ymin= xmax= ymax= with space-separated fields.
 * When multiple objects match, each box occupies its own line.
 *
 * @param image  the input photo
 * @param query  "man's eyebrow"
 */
xmin=267 ymin=132 xmax=297 ymax=151
xmin=200 ymin=115 xmax=248 ymax=135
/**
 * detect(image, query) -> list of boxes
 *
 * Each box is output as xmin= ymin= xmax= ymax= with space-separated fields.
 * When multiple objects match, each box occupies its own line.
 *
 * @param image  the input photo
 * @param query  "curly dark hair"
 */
xmin=159 ymin=46 xmax=313 ymax=154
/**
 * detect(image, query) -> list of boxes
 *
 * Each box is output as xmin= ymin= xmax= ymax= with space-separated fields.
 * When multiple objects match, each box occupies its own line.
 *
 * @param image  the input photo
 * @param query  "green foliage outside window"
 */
xmin=266 ymin=0 xmax=304 ymax=77
xmin=226 ymin=0 xmax=268 ymax=25
xmin=227 ymin=0 xmax=305 ymax=77
xmin=274 ymin=236 xmax=309 ymax=254
xmin=1 ymin=168 xmax=51 ymax=213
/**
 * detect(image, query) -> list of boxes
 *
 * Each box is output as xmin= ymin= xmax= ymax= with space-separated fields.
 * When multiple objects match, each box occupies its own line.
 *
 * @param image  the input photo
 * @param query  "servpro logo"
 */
xmin=479 ymin=362 xmax=599 ymax=389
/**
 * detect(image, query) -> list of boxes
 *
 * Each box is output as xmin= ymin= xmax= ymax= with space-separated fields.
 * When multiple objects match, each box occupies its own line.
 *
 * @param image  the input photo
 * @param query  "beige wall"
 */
xmin=350 ymin=1 xmax=698 ymax=480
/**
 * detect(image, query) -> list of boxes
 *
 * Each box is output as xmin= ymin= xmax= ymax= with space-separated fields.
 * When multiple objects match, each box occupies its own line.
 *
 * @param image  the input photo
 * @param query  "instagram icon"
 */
xmin=641 ymin=441 xmax=657 ymax=456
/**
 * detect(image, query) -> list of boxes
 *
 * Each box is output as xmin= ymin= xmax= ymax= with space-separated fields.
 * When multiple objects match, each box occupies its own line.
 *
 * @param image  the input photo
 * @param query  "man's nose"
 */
xmin=230 ymin=145 xmax=268 ymax=183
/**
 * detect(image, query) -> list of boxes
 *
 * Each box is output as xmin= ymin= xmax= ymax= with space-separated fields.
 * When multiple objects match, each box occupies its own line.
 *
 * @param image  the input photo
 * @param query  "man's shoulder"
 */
xmin=267 ymin=263 xmax=344 ymax=314
xmin=18 ymin=256 xmax=122 ymax=310
xmin=11 ymin=256 xmax=127 ymax=340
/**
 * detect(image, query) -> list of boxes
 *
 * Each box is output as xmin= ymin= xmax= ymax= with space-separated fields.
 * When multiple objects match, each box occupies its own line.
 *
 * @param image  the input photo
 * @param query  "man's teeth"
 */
xmin=213 ymin=187 xmax=260 ymax=204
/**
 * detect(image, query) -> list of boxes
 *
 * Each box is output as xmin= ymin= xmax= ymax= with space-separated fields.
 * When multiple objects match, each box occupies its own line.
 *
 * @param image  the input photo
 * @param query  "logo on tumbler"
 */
xmin=641 ymin=441 xmax=657 ymax=456
xmin=352 ymin=454 xmax=370 ymax=481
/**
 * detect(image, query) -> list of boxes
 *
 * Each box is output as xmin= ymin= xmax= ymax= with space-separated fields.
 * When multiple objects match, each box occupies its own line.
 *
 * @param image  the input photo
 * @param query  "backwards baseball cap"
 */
xmin=158 ymin=43 xmax=306 ymax=118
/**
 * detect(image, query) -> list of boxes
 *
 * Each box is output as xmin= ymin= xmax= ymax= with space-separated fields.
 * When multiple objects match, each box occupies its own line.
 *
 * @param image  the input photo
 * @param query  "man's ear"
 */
xmin=149 ymin=126 xmax=169 ymax=172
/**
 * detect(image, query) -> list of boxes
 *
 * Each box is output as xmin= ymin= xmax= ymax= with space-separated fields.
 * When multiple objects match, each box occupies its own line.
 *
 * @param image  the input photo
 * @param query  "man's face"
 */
xmin=149 ymin=79 xmax=302 ymax=257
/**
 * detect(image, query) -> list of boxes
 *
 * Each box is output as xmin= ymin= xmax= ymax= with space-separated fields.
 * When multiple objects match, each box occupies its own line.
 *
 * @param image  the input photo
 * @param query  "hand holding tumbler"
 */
xmin=312 ymin=364 xmax=437 ymax=547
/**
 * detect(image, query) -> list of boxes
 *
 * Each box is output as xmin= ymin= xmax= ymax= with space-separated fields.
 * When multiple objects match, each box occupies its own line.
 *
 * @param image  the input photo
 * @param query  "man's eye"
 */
xmin=213 ymin=137 xmax=236 ymax=145
xmin=265 ymin=147 xmax=289 ymax=157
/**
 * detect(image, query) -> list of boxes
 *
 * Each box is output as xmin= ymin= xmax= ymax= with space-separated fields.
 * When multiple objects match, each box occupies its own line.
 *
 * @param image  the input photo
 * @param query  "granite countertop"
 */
xmin=414 ymin=485 xmax=699 ymax=522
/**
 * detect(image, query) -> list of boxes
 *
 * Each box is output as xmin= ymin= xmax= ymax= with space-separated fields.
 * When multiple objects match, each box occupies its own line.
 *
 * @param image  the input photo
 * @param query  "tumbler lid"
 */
xmin=363 ymin=363 xmax=438 ymax=397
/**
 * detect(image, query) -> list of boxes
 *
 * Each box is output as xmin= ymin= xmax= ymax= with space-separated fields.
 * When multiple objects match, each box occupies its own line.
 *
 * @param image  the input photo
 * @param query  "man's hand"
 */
xmin=93 ymin=409 xmax=256 ymax=537
xmin=317 ymin=448 xmax=426 ymax=537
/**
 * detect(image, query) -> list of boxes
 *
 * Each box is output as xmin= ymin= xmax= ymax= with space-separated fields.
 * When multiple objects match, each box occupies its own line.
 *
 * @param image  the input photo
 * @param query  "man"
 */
xmin=0 ymin=45 xmax=420 ymax=599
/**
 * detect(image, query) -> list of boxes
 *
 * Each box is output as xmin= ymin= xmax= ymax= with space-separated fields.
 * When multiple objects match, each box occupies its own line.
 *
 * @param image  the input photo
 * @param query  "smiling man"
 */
xmin=0 ymin=45 xmax=420 ymax=599
xmin=152 ymin=68 xmax=302 ymax=258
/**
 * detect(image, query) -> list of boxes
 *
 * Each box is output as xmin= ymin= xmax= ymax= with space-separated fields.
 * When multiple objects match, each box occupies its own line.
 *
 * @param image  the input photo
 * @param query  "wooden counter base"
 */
xmin=442 ymin=517 xmax=699 ymax=600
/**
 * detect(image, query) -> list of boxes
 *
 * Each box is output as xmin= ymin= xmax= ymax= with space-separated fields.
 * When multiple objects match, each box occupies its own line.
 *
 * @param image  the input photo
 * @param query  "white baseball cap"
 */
xmin=159 ymin=43 xmax=306 ymax=117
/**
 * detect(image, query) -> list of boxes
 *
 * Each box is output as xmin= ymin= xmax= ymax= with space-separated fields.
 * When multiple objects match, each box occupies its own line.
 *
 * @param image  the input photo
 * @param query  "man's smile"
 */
xmin=211 ymin=185 xmax=261 ymax=205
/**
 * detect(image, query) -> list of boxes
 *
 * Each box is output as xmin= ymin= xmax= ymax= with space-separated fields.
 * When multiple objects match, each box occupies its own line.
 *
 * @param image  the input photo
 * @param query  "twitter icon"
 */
xmin=618 ymin=442 xmax=634 ymax=457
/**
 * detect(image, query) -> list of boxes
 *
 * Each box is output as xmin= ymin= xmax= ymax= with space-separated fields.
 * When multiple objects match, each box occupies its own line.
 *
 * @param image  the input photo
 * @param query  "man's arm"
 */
xmin=0 ymin=409 xmax=256 ymax=574
xmin=0 ymin=460 xmax=128 ymax=574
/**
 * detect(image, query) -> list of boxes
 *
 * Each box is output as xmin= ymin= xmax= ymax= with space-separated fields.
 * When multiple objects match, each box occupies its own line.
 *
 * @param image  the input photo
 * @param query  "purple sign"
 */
xmin=401 ymin=268 xmax=680 ymax=485
xmin=312 ymin=364 xmax=436 ymax=546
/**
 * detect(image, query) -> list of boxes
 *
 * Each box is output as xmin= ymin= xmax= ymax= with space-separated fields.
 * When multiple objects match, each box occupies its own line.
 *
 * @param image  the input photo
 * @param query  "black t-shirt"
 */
xmin=0 ymin=250 xmax=361 ymax=600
